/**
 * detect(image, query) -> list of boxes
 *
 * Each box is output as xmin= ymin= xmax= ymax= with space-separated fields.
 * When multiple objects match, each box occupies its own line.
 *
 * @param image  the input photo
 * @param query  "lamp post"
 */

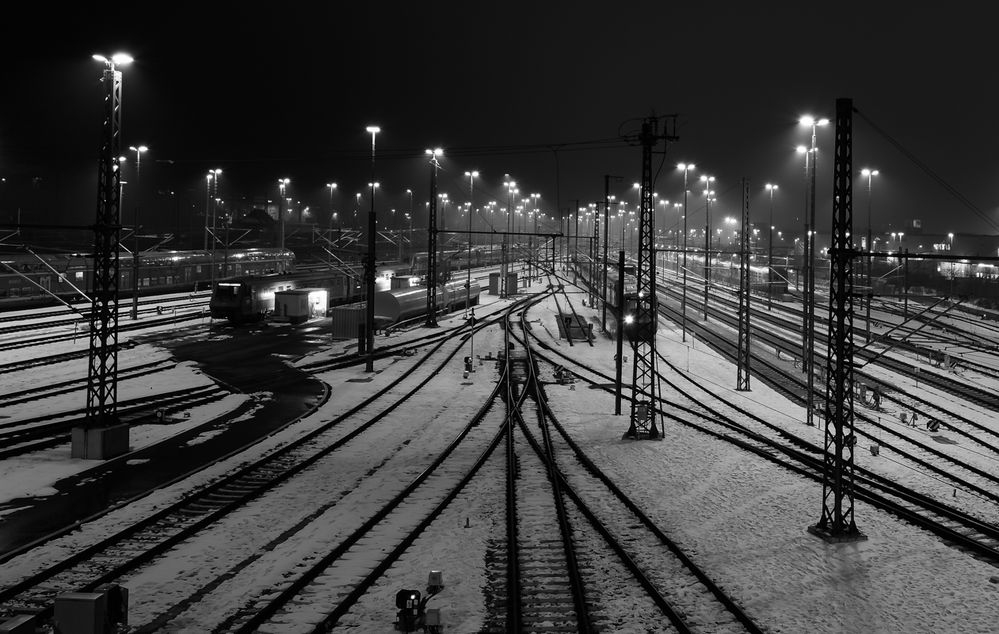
xmin=425 ymin=148 xmax=443 ymax=327
xmin=799 ymin=114 xmax=829 ymax=427
xmin=207 ymin=169 xmax=222 ymax=288
xmin=532 ymin=192 xmax=541 ymax=272
xmin=364 ymin=125 xmax=380 ymax=373
xmin=464 ymin=170 xmax=479 ymax=317
xmin=326 ymin=182 xmax=337 ymax=266
xmin=406 ymin=188 xmax=413 ymax=260
xmin=277 ymin=178 xmax=289 ymax=249
xmin=126 ymin=144 xmax=147 ymax=320
xmin=765 ymin=183 xmax=778 ymax=310
xmin=860 ymin=168 xmax=879 ymax=342
xmin=84 ymin=52 xmax=132 ymax=450
xmin=502 ymin=176 xmax=516 ymax=297
xmin=700 ymin=174 xmax=715 ymax=321
xmin=678 ymin=163 xmax=695 ymax=341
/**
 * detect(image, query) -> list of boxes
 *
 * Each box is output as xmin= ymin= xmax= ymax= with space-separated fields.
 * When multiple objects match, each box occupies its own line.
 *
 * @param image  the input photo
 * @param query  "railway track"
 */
xmin=0 ymin=310 xmax=210 ymax=355
xmin=656 ymin=287 xmax=999 ymax=506
xmin=0 ymin=294 xmax=529 ymax=630
xmin=0 ymin=359 xmax=175 ymax=408
xmin=530 ymin=278 xmax=999 ymax=568
xmin=214 ymin=297 xmax=534 ymax=632
xmin=508 ymin=305 xmax=764 ymax=633
xmin=0 ymin=385 xmax=230 ymax=460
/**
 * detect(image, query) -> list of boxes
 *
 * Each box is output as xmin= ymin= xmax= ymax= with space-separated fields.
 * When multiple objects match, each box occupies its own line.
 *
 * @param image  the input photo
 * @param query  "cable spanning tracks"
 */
xmin=0 ymin=306 xmax=503 ymax=628
xmin=524 ymin=301 xmax=999 ymax=568
xmin=503 ymin=296 xmax=762 ymax=633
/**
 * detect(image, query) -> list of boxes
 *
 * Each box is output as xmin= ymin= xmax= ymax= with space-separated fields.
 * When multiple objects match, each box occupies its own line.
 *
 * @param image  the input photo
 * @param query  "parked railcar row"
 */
xmin=0 ymin=248 xmax=296 ymax=308
xmin=209 ymin=267 xmax=366 ymax=323
xmin=409 ymin=245 xmax=506 ymax=280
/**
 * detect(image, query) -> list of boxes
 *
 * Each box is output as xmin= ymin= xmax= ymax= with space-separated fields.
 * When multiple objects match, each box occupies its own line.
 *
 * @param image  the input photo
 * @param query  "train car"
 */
xmin=409 ymin=245 xmax=506 ymax=280
xmin=0 ymin=247 xmax=295 ymax=309
xmin=373 ymin=280 xmax=481 ymax=326
xmin=210 ymin=267 xmax=363 ymax=322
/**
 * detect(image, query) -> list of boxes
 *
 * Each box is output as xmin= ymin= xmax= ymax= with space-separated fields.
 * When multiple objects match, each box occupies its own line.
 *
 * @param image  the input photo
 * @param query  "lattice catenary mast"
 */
xmin=736 ymin=177 xmax=751 ymax=392
xmin=77 ymin=57 xmax=128 ymax=459
xmin=809 ymin=98 xmax=866 ymax=542
xmin=626 ymin=116 xmax=676 ymax=439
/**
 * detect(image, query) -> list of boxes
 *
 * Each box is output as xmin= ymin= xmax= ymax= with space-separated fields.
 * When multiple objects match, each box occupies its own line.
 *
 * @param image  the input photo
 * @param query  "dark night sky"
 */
xmin=2 ymin=3 xmax=997 ymax=243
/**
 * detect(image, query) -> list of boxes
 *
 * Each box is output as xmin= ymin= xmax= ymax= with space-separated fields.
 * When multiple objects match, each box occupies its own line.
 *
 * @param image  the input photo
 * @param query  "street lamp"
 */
xmin=326 ymin=182 xmax=338 ymax=265
xmin=425 ymin=148 xmax=443 ymax=327
xmin=405 ymin=188 xmax=414 ymax=257
xmin=502 ymin=176 xmax=517 ymax=297
xmin=765 ymin=183 xmax=778 ymax=310
xmin=464 ymin=170 xmax=479 ymax=318
xmin=364 ymin=125 xmax=380 ymax=373
xmin=860 ymin=167 xmax=879 ymax=342
xmin=126 ymin=145 xmax=148 ymax=320
xmin=207 ymin=169 xmax=222 ymax=286
xmin=531 ymin=192 xmax=541 ymax=271
xmin=677 ymin=163 xmax=695 ymax=341
xmin=700 ymin=174 xmax=715 ymax=321
xmin=277 ymin=178 xmax=289 ymax=248
xmin=799 ymin=115 xmax=828 ymax=428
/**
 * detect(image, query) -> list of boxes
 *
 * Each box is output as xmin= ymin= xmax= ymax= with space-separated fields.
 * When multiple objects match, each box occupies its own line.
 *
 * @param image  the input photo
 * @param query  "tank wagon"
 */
xmin=373 ymin=280 xmax=481 ymax=326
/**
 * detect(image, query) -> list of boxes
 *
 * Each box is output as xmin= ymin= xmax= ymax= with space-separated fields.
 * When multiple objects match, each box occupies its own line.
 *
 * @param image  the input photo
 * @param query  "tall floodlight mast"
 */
xmin=425 ymin=148 xmax=443 ymax=327
xmin=77 ymin=52 xmax=133 ymax=460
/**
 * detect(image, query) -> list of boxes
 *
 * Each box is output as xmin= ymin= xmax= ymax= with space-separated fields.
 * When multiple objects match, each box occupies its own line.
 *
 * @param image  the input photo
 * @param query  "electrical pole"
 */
xmin=808 ymin=97 xmax=865 ymax=543
xmin=425 ymin=148 xmax=442 ymax=327
xmin=805 ymin=120 xmax=821 ymax=427
xmin=365 ymin=125 xmax=380 ymax=373
xmin=626 ymin=116 xmax=676 ymax=440
xmin=736 ymin=178 xmax=751 ymax=391
xmin=601 ymin=175 xmax=622 ymax=332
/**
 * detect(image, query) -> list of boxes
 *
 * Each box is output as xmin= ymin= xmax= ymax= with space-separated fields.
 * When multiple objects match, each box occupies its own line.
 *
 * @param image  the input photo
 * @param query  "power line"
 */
xmin=854 ymin=107 xmax=999 ymax=233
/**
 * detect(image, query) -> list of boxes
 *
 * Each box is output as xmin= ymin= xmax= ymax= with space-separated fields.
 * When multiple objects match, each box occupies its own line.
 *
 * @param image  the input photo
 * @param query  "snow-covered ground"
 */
xmin=1 ymin=270 xmax=997 ymax=633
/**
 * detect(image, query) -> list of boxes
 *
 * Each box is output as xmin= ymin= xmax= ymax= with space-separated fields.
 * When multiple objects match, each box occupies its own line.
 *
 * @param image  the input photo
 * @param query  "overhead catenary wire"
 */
xmin=854 ymin=107 xmax=999 ymax=234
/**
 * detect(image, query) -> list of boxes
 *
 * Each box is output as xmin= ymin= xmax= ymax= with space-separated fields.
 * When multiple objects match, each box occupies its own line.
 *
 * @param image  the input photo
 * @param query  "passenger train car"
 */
xmin=0 ymin=248 xmax=295 ymax=309
xmin=210 ymin=267 xmax=365 ymax=322
xmin=409 ymin=245 xmax=506 ymax=281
